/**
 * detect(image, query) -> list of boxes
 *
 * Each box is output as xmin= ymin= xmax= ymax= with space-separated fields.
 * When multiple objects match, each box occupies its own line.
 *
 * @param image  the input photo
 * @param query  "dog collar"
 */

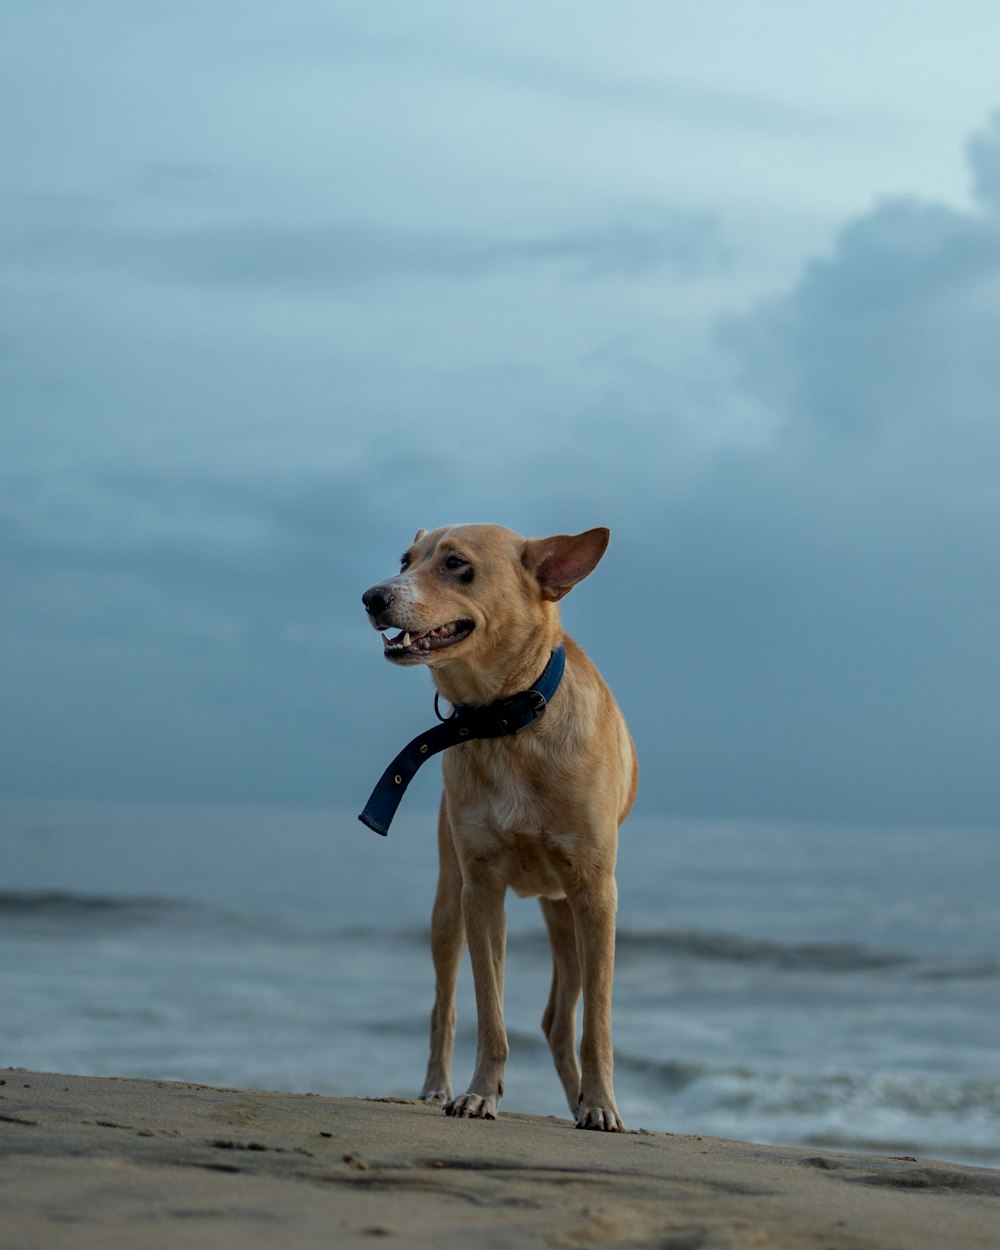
xmin=358 ymin=644 xmax=566 ymax=837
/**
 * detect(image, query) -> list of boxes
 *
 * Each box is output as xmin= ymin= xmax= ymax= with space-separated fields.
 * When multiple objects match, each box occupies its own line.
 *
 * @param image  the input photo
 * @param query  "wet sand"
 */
xmin=2 ymin=1069 xmax=998 ymax=1249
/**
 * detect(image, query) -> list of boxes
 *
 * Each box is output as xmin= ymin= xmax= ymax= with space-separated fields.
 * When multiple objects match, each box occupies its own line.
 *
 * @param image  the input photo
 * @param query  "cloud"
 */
xmin=646 ymin=115 xmax=1000 ymax=822
xmin=0 ymin=463 xmax=406 ymax=804
xmin=967 ymin=111 xmax=1000 ymax=211
xmin=291 ymin=16 xmax=850 ymax=140
xmin=0 ymin=195 xmax=726 ymax=290
xmin=720 ymin=128 xmax=1000 ymax=446
xmin=4 ymin=63 xmax=1000 ymax=825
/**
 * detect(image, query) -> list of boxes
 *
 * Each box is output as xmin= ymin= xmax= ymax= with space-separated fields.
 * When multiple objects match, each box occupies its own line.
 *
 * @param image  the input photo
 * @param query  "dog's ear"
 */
xmin=523 ymin=528 xmax=610 ymax=601
xmin=413 ymin=528 xmax=427 ymax=543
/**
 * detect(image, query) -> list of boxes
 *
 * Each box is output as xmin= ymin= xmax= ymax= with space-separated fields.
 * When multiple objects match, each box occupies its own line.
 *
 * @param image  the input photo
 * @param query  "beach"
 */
xmin=2 ymin=1069 xmax=998 ymax=1250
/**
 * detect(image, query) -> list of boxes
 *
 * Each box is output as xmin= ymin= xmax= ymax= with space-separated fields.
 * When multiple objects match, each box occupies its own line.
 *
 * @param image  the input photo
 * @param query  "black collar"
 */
xmin=359 ymin=644 xmax=566 ymax=837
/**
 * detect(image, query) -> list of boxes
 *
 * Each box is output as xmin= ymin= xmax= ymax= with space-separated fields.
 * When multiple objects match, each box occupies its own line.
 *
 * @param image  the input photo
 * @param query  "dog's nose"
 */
xmin=362 ymin=585 xmax=394 ymax=617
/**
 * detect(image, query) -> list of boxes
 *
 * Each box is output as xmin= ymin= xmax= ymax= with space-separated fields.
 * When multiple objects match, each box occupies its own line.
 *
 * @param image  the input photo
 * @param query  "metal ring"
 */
xmin=434 ymin=692 xmax=455 ymax=722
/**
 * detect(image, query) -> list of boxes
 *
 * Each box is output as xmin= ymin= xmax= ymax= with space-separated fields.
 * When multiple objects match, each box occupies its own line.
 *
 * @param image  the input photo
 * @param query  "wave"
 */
xmin=617 ymin=928 xmax=908 ymax=970
xmin=331 ymin=924 xmax=913 ymax=972
xmin=499 ymin=1033 xmax=1000 ymax=1130
xmin=614 ymin=1056 xmax=1000 ymax=1165
xmin=295 ymin=921 xmax=1000 ymax=982
xmin=3 ymin=894 xmax=995 ymax=983
xmin=0 ymin=889 xmax=194 ymax=925
xmin=510 ymin=926 xmax=1000 ymax=981
xmin=613 ymin=1049 xmax=1000 ymax=1118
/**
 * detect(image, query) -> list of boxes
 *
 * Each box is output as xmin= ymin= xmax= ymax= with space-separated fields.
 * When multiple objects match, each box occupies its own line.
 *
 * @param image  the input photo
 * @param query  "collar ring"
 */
xmin=434 ymin=692 xmax=455 ymax=722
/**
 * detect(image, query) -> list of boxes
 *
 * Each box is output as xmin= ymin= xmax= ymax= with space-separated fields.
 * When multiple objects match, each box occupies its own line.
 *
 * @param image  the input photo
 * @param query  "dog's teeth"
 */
xmin=382 ymin=634 xmax=391 ymax=648
xmin=403 ymin=632 xmax=411 ymax=647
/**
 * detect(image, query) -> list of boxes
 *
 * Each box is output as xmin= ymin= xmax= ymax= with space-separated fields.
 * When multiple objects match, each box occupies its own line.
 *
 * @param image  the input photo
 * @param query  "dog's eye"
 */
xmin=444 ymin=554 xmax=475 ymax=584
xmin=400 ymin=554 xmax=411 ymax=571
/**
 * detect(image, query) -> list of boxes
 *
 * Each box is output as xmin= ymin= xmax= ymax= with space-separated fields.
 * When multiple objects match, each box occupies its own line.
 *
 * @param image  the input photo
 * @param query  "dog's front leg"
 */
xmin=443 ymin=861 xmax=508 ymax=1120
xmin=569 ymin=876 xmax=624 ymax=1131
xmin=420 ymin=799 xmax=466 ymax=1104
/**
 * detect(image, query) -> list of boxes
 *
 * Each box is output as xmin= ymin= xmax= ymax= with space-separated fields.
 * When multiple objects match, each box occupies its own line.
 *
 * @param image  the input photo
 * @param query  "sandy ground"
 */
xmin=1 ymin=1069 xmax=998 ymax=1250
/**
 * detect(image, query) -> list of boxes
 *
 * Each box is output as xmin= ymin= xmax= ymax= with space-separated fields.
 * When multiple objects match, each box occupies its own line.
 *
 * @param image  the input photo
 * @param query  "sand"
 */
xmin=1 ymin=1069 xmax=998 ymax=1250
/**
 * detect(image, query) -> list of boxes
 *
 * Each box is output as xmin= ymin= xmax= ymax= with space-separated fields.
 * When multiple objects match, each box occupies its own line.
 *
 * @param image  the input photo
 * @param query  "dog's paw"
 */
xmin=419 ymin=1087 xmax=451 ymax=1105
xmin=575 ymin=1103 xmax=624 ymax=1132
xmin=443 ymin=1092 xmax=499 ymax=1120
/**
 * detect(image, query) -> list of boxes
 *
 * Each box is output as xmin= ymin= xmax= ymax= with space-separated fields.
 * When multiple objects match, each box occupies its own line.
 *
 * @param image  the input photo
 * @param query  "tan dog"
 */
xmin=362 ymin=524 xmax=637 ymax=1130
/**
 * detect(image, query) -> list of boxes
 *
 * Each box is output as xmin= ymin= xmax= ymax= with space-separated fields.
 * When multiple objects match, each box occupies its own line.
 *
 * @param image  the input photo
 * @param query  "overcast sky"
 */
xmin=3 ymin=2 xmax=999 ymax=826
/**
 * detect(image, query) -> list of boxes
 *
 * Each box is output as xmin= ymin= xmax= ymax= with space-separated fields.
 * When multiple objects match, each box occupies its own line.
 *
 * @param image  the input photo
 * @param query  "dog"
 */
xmin=362 ymin=524 xmax=637 ymax=1130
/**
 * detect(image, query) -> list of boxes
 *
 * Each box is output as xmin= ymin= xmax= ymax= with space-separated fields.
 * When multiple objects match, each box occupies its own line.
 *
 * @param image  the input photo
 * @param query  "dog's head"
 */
xmin=362 ymin=524 xmax=609 ymax=675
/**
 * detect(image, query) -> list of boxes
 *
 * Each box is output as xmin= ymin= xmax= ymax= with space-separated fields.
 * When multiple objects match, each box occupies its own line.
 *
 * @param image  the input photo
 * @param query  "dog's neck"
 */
xmin=429 ymin=615 xmax=563 ymax=708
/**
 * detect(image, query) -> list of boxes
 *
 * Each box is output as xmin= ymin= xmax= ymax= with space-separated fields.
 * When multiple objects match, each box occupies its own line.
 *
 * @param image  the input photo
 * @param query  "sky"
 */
xmin=2 ymin=2 xmax=1000 ymax=826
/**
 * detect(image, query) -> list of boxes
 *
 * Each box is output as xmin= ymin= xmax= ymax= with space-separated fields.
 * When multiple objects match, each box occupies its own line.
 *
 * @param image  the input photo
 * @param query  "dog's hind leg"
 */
xmin=569 ymin=872 xmax=624 ymax=1131
xmin=420 ymin=797 xmax=466 ymax=1104
xmin=540 ymin=897 xmax=583 ymax=1114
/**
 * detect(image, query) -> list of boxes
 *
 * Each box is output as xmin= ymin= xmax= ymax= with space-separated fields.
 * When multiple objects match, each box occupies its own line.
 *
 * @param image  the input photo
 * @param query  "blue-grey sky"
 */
xmin=3 ymin=2 xmax=999 ymax=824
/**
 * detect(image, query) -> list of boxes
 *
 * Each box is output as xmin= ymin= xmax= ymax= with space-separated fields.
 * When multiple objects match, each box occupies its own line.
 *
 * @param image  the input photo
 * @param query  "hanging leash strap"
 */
xmin=358 ymin=644 xmax=566 ymax=836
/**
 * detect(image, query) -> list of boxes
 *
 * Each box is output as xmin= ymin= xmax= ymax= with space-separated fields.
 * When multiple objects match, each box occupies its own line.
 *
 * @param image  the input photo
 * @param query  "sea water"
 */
xmin=1 ymin=800 xmax=997 ymax=1167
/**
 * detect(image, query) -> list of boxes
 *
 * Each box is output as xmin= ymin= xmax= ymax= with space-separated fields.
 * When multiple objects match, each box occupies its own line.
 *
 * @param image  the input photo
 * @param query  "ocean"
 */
xmin=1 ymin=799 xmax=997 ymax=1167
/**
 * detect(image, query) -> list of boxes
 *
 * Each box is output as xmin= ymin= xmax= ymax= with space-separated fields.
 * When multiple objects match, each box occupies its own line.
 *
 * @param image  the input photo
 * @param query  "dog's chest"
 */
xmin=445 ymin=746 xmax=576 ymax=899
xmin=503 ymin=832 xmax=569 ymax=899
xmin=469 ymin=823 xmax=571 ymax=899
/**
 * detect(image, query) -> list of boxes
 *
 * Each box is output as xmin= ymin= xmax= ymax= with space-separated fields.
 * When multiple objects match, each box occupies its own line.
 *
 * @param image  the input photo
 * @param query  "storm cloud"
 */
xmin=2 ymin=197 xmax=726 ymax=289
xmin=2 ymin=5 xmax=999 ymax=825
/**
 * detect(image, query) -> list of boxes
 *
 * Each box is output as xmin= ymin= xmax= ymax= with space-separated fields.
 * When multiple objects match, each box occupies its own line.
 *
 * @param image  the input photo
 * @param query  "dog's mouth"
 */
xmin=381 ymin=620 xmax=474 ymax=661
